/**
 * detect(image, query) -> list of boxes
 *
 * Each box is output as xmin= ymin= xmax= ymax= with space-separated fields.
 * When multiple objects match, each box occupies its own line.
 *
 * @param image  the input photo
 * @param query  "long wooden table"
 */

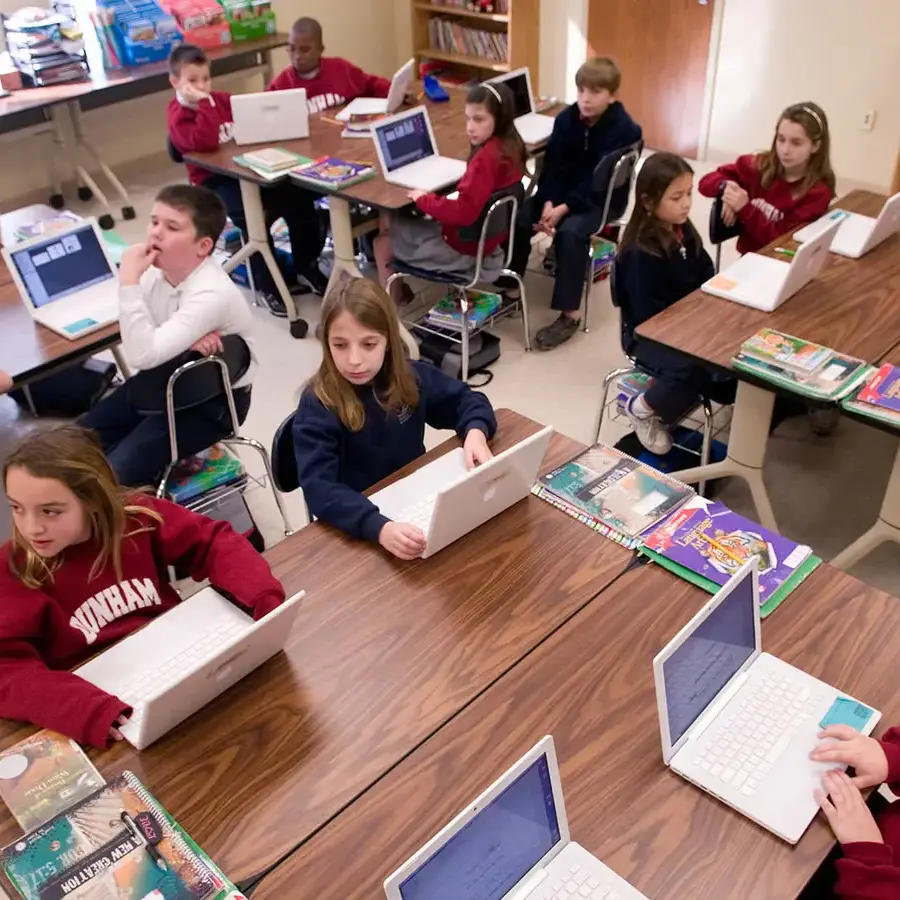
xmin=255 ymin=563 xmax=900 ymax=900
xmin=0 ymin=409 xmax=631 ymax=887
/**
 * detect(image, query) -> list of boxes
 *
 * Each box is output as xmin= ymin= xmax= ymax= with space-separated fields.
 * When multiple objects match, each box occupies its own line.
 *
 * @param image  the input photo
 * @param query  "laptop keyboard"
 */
xmin=394 ymin=494 xmax=436 ymax=533
xmin=114 ymin=620 xmax=246 ymax=705
xmin=693 ymin=672 xmax=824 ymax=796
xmin=538 ymin=862 xmax=630 ymax=900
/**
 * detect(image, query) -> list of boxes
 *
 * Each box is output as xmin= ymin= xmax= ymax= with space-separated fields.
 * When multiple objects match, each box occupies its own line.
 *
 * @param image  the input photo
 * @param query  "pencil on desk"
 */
xmin=698 ymin=533 xmax=746 ymax=567
xmin=319 ymin=116 xmax=341 ymax=126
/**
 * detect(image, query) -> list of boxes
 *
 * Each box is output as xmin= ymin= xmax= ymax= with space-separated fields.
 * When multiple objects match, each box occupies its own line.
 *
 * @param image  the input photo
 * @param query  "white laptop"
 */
xmin=488 ymin=67 xmax=555 ymax=146
xmin=336 ymin=57 xmax=415 ymax=122
xmin=653 ymin=559 xmax=880 ymax=844
xmin=372 ymin=106 xmax=467 ymax=192
xmin=231 ymin=88 xmax=309 ymax=145
xmin=384 ymin=735 xmax=647 ymax=900
xmin=76 ymin=586 xmax=305 ymax=749
xmin=701 ymin=216 xmax=841 ymax=311
xmin=4 ymin=218 xmax=119 ymax=340
xmin=793 ymin=191 xmax=900 ymax=259
xmin=370 ymin=426 xmax=553 ymax=559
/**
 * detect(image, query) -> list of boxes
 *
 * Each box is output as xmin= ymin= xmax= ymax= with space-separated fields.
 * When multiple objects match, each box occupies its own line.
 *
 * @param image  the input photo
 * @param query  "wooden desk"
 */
xmin=0 ymin=410 xmax=632 ymax=886
xmin=257 ymin=563 xmax=900 ymax=900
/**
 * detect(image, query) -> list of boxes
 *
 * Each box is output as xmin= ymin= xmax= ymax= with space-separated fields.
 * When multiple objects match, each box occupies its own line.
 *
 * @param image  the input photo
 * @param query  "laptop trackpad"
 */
xmin=370 ymin=448 xmax=467 ymax=520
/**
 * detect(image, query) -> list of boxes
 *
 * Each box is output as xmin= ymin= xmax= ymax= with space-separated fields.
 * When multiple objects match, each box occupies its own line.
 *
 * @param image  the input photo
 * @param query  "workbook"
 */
xmin=2 ymin=773 xmax=244 ymax=900
xmin=857 ymin=363 xmax=900 ymax=413
xmin=640 ymin=496 xmax=820 ymax=618
xmin=740 ymin=329 xmax=834 ymax=375
xmin=233 ymin=148 xmax=312 ymax=181
xmin=424 ymin=289 xmax=501 ymax=333
xmin=0 ymin=732 xmax=103 ymax=832
xmin=732 ymin=350 xmax=871 ymax=400
xmin=289 ymin=156 xmax=376 ymax=190
xmin=532 ymin=444 xmax=695 ymax=549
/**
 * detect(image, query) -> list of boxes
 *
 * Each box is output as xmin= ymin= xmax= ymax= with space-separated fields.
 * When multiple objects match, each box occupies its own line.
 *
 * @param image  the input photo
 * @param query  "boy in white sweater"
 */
xmin=80 ymin=185 xmax=257 ymax=487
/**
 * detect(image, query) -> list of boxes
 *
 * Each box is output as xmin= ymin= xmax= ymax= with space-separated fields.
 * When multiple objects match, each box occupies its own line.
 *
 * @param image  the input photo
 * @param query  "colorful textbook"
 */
xmin=532 ymin=444 xmax=695 ymax=549
xmin=424 ymin=290 xmax=502 ymax=333
xmin=2 ymin=773 xmax=244 ymax=900
xmin=641 ymin=496 xmax=821 ymax=618
xmin=289 ymin=157 xmax=376 ymax=191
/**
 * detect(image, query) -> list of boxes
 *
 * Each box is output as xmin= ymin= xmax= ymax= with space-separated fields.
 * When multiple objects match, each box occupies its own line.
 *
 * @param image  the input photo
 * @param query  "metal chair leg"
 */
xmin=223 ymin=436 xmax=293 ymax=537
xmin=699 ymin=397 xmax=714 ymax=498
xmin=593 ymin=365 xmax=636 ymax=445
xmin=501 ymin=268 xmax=532 ymax=352
xmin=457 ymin=286 xmax=470 ymax=382
xmin=581 ymin=257 xmax=593 ymax=333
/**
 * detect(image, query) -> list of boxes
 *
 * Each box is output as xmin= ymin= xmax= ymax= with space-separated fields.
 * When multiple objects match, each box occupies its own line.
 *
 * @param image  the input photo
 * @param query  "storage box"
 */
xmin=94 ymin=0 xmax=182 ymax=67
xmin=158 ymin=0 xmax=230 ymax=48
xmin=216 ymin=0 xmax=275 ymax=41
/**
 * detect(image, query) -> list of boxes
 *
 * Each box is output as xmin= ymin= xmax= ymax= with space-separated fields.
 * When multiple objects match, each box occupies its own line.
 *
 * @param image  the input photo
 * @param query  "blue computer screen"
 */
xmin=377 ymin=111 xmax=435 ymax=172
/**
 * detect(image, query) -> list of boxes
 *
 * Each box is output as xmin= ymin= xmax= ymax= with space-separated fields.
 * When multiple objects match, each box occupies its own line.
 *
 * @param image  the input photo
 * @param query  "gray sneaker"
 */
xmin=535 ymin=314 xmax=579 ymax=350
xmin=626 ymin=396 xmax=673 ymax=455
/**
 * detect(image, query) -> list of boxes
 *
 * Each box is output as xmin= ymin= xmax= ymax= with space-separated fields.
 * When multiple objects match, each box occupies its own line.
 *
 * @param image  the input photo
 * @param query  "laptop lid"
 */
xmin=231 ymin=88 xmax=309 ymax=144
xmin=487 ymin=67 xmax=534 ymax=117
xmin=384 ymin=735 xmax=570 ymax=900
xmin=653 ymin=560 xmax=761 ymax=765
xmin=774 ymin=215 xmax=841 ymax=304
xmin=386 ymin=57 xmax=416 ymax=114
xmin=4 ymin=218 xmax=116 ymax=314
xmin=373 ymin=106 xmax=438 ymax=175
xmin=862 ymin=190 xmax=900 ymax=252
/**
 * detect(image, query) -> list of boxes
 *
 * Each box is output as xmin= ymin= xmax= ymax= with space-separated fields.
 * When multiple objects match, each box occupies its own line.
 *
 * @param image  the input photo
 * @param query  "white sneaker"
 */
xmin=626 ymin=396 xmax=673 ymax=455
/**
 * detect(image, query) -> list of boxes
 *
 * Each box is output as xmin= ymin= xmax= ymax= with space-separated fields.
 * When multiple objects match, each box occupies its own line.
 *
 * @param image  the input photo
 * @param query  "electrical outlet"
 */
xmin=861 ymin=110 xmax=877 ymax=131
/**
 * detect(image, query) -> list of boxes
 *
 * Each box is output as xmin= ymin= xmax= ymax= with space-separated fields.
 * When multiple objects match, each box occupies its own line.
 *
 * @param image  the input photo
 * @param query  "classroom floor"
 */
xmin=1 ymin=154 xmax=898 ymax=597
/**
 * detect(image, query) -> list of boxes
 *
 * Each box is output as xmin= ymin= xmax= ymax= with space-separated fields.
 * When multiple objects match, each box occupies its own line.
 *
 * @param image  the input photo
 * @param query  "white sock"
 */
xmin=630 ymin=393 xmax=655 ymax=420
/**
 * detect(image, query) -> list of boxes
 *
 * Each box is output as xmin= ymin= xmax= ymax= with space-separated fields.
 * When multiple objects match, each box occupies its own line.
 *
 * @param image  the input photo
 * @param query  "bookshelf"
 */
xmin=411 ymin=0 xmax=541 ymax=89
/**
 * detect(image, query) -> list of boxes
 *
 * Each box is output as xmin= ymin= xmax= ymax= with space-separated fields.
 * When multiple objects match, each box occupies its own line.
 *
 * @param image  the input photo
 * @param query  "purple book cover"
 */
xmin=643 ymin=497 xmax=811 ymax=599
xmin=859 ymin=364 xmax=900 ymax=413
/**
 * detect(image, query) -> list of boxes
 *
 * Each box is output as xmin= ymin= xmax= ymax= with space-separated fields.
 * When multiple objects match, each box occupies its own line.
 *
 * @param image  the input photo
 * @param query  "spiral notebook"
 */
xmin=1 ymin=772 xmax=243 ymax=900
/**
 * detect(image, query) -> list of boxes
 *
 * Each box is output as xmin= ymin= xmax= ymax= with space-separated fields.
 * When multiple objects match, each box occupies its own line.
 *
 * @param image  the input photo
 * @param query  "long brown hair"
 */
xmin=3 ymin=425 xmax=160 ymax=589
xmin=619 ymin=152 xmax=703 ymax=258
xmin=311 ymin=277 xmax=419 ymax=431
xmin=466 ymin=82 xmax=527 ymax=171
xmin=757 ymin=102 xmax=836 ymax=196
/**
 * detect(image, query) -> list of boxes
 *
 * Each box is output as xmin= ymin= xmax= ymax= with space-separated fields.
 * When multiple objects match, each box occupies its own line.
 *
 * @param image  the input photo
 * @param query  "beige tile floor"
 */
xmin=1 ymin=153 xmax=898 ymax=596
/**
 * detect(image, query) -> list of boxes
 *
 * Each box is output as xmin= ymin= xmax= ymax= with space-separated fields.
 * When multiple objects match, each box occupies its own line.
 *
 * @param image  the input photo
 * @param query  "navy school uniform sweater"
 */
xmin=293 ymin=360 xmax=497 ymax=543
xmin=537 ymin=101 xmax=642 ymax=214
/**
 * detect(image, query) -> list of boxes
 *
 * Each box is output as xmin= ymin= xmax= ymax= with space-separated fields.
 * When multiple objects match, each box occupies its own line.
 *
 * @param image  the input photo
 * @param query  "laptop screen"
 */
xmin=376 ymin=111 xmax=435 ymax=173
xmin=498 ymin=71 xmax=532 ymax=118
xmin=10 ymin=224 xmax=114 ymax=309
xmin=398 ymin=752 xmax=562 ymax=900
xmin=662 ymin=568 xmax=757 ymax=746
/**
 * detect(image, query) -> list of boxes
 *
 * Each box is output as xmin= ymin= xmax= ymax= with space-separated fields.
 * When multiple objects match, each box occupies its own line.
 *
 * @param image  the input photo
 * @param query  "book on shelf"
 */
xmin=0 ymin=731 xmax=104 ymax=832
xmin=2 ymin=771 xmax=245 ymax=900
xmin=424 ymin=289 xmax=502 ymax=333
xmin=732 ymin=350 xmax=871 ymax=401
xmin=532 ymin=444 xmax=695 ymax=549
xmin=289 ymin=156 xmax=376 ymax=190
xmin=640 ymin=496 xmax=820 ymax=618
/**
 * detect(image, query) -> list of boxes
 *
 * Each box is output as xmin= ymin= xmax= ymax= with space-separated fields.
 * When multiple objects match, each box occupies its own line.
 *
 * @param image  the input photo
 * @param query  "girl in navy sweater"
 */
xmin=373 ymin=82 xmax=526 ymax=301
xmin=293 ymin=278 xmax=497 ymax=560
xmin=616 ymin=152 xmax=733 ymax=455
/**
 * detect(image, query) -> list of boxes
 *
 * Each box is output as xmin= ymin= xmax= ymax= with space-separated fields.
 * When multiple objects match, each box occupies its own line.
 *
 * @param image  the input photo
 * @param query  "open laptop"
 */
xmin=370 ymin=426 xmax=553 ymax=559
xmin=76 ymin=587 xmax=305 ymax=749
xmin=3 ymin=218 xmax=119 ymax=340
xmin=653 ymin=559 xmax=880 ymax=844
xmin=336 ymin=57 xmax=415 ymax=122
xmin=701 ymin=216 xmax=841 ymax=311
xmin=372 ymin=106 xmax=467 ymax=192
xmin=488 ymin=67 xmax=555 ymax=146
xmin=231 ymin=88 xmax=309 ymax=145
xmin=793 ymin=191 xmax=900 ymax=259
xmin=384 ymin=735 xmax=647 ymax=900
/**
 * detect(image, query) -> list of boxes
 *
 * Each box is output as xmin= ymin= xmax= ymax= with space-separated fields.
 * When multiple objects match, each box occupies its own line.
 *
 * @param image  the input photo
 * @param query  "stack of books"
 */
xmin=4 ymin=7 xmax=88 ymax=87
xmin=289 ymin=156 xmax=376 ymax=191
xmin=641 ymin=496 xmax=820 ymax=618
xmin=532 ymin=444 xmax=695 ymax=549
xmin=424 ymin=289 xmax=501 ymax=334
xmin=234 ymin=147 xmax=311 ymax=181
xmin=13 ymin=210 xmax=81 ymax=242
xmin=166 ymin=444 xmax=245 ymax=505
xmin=613 ymin=370 xmax=651 ymax=416
xmin=732 ymin=328 xmax=870 ymax=400
xmin=843 ymin=363 xmax=900 ymax=428
xmin=341 ymin=112 xmax=386 ymax=139
xmin=591 ymin=237 xmax=616 ymax=283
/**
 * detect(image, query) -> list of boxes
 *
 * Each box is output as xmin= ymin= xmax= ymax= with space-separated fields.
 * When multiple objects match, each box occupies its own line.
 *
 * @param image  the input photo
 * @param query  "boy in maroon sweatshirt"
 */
xmin=166 ymin=43 xmax=328 ymax=310
xmin=267 ymin=16 xmax=390 ymax=114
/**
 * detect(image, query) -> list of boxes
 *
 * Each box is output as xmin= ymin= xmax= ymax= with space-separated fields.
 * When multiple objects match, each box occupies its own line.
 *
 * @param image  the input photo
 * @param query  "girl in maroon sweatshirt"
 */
xmin=698 ymin=102 xmax=835 ymax=254
xmin=0 ymin=425 xmax=285 ymax=749
xmin=373 ymin=82 xmax=526 ymax=300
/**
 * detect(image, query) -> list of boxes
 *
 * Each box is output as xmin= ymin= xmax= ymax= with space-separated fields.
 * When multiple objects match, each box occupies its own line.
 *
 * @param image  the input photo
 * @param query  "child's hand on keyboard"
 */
xmin=810 ymin=725 xmax=889 ymax=788
xmin=379 ymin=522 xmax=426 ymax=560
xmin=108 ymin=714 xmax=130 ymax=743
xmin=816 ymin=770 xmax=883 ymax=845
xmin=463 ymin=430 xmax=493 ymax=469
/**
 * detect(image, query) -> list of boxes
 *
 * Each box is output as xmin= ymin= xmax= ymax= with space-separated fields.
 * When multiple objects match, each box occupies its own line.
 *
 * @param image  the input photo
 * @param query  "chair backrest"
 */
xmin=708 ymin=182 xmax=743 ymax=246
xmin=463 ymin=183 xmax=524 ymax=284
xmin=591 ymin=140 xmax=643 ymax=234
xmin=167 ymin=136 xmax=185 ymax=165
xmin=270 ymin=410 xmax=299 ymax=493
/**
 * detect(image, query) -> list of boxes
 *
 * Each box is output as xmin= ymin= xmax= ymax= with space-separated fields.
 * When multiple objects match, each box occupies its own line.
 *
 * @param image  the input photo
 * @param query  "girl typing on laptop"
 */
xmin=0 ymin=425 xmax=285 ymax=749
xmin=293 ymin=278 xmax=496 ymax=560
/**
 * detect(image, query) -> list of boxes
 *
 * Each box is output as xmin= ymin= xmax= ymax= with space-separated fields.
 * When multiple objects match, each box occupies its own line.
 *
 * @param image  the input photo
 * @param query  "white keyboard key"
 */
xmin=732 ymin=770 xmax=748 ymax=788
xmin=721 ymin=767 xmax=736 ymax=784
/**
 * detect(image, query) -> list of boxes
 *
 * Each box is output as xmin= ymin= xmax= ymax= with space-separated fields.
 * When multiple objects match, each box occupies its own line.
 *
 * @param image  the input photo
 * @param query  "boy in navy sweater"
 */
xmin=505 ymin=57 xmax=642 ymax=350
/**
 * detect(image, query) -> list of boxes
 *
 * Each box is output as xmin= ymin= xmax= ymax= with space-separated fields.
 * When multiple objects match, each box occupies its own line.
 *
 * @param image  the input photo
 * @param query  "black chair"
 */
xmin=708 ymin=181 xmax=743 ymax=272
xmin=166 ymin=136 xmax=184 ymax=165
xmin=270 ymin=410 xmax=313 ymax=524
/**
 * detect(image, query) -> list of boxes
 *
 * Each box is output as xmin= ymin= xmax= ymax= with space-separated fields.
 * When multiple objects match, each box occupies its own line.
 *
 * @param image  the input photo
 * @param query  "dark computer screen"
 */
xmin=377 ymin=111 xmax=435 ymax=172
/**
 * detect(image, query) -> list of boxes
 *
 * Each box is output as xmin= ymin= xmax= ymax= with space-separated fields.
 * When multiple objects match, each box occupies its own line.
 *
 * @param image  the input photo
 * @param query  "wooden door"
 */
xmin=588 ymin=0 xmax=714 ymax=158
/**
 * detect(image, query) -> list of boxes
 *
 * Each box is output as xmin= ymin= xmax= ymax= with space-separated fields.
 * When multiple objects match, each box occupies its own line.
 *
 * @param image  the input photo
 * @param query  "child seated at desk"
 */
xmin=0 ymin=425 xmax=285 ymax=749
xmin=166 ymin=43 xmax=328 ymax=306
xmin=80 ymin=185 xmax=257 ymax=489
xmin=293 ymin=277 xmax=496 ymax=560
xmin=698 ymin=102 xmax=835 ymax=255
xmin=268 ymin=16 xmax=391 ymax=115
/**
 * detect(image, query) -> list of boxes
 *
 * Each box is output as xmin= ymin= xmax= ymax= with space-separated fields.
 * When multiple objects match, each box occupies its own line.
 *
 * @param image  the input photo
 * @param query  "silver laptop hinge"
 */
xmin=688 ymin=670 xmax=750 ymax=743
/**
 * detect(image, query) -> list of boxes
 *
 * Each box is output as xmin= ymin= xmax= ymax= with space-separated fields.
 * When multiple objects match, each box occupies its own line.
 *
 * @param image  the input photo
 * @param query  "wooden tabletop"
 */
xmin=257 ymin=563 xmax=900 ymax=900
xmin=636 ymin=191 xmax=900 ymax=371
xmin=0 ymin=409 xmax=632 ymax=885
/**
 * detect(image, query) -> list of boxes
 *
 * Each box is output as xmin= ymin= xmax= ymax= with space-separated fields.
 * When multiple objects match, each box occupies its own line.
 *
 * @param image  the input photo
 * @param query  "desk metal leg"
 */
xmin=666 ymin=381 xmax=778 ymax=532
xmin=231 ymin=180 xmax=308 ymax=339
xmin=831 ymin=441 xmax=900 ymax=570
xmin=111 ymin=345 xmax=131 ymax=379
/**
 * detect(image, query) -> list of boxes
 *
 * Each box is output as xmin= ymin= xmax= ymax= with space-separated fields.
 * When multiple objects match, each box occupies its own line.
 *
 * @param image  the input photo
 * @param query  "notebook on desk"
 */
xmin=794 ymin=191 xmax=900 ymax=259
xmin=3 ymin=218 xmax=119 ymax=340
xmin=336 ymin=57 xmax=415 ymax=122
xmin=653 ymin=558 xmax=880 ymax=844
xmin=701 ymin=216 xmax=840 ymax=311
xmin=488 ymin=67 xmax=555 ymax=146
